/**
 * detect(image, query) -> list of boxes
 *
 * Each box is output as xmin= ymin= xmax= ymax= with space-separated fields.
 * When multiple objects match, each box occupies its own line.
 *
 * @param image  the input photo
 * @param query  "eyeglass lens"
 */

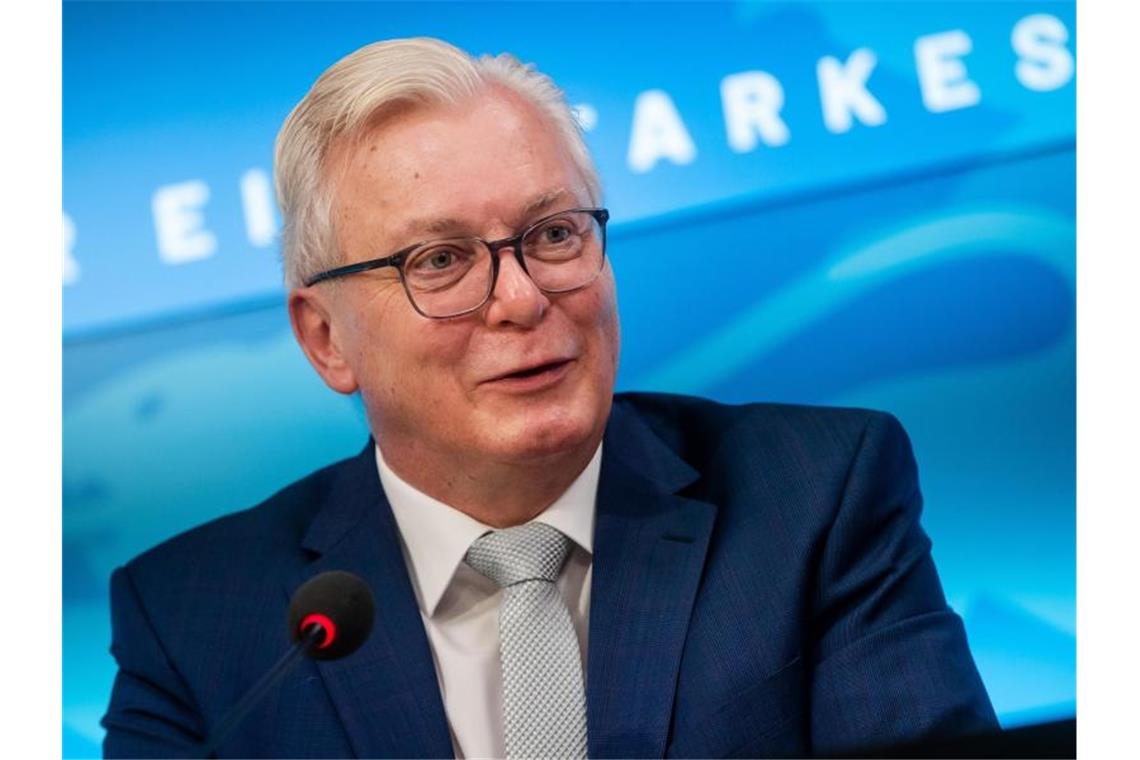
xmin=402 ymin=210 xmax=605 ymax=318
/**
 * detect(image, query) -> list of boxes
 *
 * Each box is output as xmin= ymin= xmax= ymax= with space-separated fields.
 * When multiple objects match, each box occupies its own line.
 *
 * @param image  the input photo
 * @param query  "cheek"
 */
xmin=341 ymin=293 xmax=464 ymax=403
xmin=355 ymin=327 xmax=476 ymax=441
xmin=383 ymin=321 xmax=474 ymax=402
xmin=586 ymin=275 xmax=621 ymax=368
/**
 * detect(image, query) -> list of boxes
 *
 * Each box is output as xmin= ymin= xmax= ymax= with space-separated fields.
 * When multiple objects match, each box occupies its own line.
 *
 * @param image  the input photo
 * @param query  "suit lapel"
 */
xmin=587 ymin=402 xmax=717 ymax=758
xmin=285 ymin=443 xmax=453 ymax=759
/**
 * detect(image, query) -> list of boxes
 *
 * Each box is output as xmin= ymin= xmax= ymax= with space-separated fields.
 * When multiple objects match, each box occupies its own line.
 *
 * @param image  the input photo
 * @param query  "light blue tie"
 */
xmin=465 ymin=522 xmax=588 ymax=759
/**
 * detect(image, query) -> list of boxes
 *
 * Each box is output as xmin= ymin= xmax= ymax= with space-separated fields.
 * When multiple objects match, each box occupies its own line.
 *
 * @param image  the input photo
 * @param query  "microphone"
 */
xmin=199 ymin=571 xmax=375 ymax=757
xmin=287 ymin=570 xmax=375 ymax=659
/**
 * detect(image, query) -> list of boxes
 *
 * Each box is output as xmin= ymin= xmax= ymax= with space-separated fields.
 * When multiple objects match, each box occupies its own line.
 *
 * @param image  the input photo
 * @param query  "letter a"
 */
xmin=628 ymin=90 xmax=697 ymax=173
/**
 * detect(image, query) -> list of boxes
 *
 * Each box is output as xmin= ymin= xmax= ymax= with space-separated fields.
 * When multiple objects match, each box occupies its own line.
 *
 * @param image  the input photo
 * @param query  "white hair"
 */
xmin=274 ymin=37 xmax=602 ymax=288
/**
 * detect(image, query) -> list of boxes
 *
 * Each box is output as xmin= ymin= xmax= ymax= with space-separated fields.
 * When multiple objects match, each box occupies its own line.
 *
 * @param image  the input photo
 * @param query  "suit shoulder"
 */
xmin=122 ymin=452 xmax=354 ymax=582
xmin=614 ymin=391 xmax=899 ymax=455
xmin=611 ymin=394 xmax=917 ymax=553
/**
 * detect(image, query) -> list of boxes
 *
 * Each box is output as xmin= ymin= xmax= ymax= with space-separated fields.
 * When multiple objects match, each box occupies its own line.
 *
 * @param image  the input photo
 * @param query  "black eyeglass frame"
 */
xmin=303 ymin=207 xmax=610 ymax=319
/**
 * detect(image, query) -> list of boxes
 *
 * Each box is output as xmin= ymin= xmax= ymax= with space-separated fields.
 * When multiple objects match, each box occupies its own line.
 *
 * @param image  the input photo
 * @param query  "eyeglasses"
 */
xmin=304 ymin=207 xmax=610 ymax=319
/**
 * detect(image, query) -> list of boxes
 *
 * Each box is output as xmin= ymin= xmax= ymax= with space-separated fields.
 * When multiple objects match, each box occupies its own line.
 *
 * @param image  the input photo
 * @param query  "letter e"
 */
xmin=915 ymin=30 xmax=982 ymax=113
xmin=152 ymin=180 xmax=217 ymax=264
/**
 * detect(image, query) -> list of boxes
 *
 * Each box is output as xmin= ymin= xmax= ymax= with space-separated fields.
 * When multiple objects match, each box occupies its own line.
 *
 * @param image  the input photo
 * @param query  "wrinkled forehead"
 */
xmin=327 ymin=89 xmax=591 ymax=249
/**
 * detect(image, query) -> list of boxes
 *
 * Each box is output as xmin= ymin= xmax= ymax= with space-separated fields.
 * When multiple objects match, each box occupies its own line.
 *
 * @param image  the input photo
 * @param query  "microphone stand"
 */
xmin=199 ymin=624 xmax=325 ymax=758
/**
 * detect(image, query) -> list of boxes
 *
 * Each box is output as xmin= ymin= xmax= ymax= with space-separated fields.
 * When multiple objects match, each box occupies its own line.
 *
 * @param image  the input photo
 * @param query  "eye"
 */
xmin=410 ymin=245 xmax=467 ymax=273
xmin=529 ymin=217 xmax=582 ymax=249
xmin=541 ymin=222 xmax=574 ymax=244
xmin=426 ymin=250 xmax=456 ymax=269
xmin=405 ymin=243 xmax=480 ymax=293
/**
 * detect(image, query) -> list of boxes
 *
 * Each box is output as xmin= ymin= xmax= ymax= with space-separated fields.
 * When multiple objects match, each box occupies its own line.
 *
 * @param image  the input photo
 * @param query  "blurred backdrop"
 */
xmin=63 ymin=1 xmax=1075 ymax=756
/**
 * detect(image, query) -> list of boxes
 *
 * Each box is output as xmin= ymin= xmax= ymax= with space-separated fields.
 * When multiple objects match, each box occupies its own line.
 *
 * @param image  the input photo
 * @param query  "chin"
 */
xmin=483 ymin=395 xmax=608 ymax=462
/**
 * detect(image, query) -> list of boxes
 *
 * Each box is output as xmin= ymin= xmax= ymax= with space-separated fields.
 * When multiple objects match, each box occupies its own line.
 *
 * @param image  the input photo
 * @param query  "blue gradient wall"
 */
xmin=63 ymin=2 xmax=1075 ymax=756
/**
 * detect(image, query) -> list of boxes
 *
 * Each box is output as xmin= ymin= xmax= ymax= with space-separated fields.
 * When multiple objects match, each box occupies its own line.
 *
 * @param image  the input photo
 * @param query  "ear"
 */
xmin=288 ymin=287 xmax=360 ymax=395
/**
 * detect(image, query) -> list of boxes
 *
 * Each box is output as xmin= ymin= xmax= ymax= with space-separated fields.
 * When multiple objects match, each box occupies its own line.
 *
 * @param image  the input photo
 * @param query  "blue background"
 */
xmin=63 ymin=1 xmax=1075 ymax=756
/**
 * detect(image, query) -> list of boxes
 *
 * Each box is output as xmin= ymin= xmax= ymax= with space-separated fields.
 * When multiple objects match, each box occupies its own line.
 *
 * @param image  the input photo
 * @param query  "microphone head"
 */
xmin=287 ymin=571 xmax=375 ymax=661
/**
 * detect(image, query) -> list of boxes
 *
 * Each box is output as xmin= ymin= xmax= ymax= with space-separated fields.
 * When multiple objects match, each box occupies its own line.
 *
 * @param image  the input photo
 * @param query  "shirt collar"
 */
xmin=376 ymin=443 xmax=601 ymax=617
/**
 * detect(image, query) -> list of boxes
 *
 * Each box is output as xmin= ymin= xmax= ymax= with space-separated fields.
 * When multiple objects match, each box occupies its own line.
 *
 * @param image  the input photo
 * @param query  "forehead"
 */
xmin=330 ymin=89 xmax=588 ymax=249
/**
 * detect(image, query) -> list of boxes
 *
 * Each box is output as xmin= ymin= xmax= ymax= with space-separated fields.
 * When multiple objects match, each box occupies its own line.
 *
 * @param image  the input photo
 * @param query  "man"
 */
xmin=102 ymin=38 xmax=997 ymax=758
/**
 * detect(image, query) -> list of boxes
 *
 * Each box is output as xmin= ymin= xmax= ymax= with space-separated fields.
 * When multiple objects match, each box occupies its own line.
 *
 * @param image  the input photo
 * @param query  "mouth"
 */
xmin=483 ymin=358 xmax=575 ymax=389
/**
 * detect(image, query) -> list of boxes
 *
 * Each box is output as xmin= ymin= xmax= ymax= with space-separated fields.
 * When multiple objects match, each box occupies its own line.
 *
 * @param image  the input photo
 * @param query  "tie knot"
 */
xmin=465 ymin=522 xmax=571 ymax=588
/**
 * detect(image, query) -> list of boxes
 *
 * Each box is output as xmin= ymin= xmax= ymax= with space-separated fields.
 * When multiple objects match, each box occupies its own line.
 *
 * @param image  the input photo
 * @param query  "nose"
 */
xmin=482 ymin=247 xmax=549 ymax=328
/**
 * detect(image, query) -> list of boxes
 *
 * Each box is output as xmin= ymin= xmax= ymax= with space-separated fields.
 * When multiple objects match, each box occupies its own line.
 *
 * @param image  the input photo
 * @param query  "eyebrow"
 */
xmin=395 ymin=188 xmax=576 ymax=243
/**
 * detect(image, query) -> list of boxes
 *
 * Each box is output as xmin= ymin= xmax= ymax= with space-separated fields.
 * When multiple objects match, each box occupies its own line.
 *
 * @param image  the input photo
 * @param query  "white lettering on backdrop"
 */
xmin=914 ymin=29 xmax=983 ymax=113
xmin=720 ymin=70 xmax=791 ymax=153
xmin=62 ymin=12 xmax=1075 ymax=285
xmin=628 ymin=89 xmax=698 ymax=173
xmin=1012 ymin=13 xmax=1075 ymax=92
xmin=817 ymin=48 xmax=888 ymax=134
xmin=240 ymin=169 xmax=278 ymax=248
xmin=152 ymin=180 xmax=217 ymax=264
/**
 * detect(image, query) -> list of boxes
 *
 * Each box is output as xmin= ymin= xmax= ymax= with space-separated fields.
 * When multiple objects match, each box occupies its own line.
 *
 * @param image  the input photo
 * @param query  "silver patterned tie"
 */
xmin=465 ymin=522 xmax=588 ymax=759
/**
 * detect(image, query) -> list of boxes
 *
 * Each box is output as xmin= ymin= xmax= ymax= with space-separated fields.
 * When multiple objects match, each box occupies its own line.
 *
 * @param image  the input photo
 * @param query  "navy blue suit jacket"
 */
xmin=102 ymin=393 xmax=997 ymax=758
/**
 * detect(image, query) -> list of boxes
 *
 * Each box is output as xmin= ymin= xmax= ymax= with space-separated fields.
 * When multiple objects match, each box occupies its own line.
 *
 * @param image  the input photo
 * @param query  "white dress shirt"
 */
xmin=376 ymin=444 xmax=600 ymax=759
